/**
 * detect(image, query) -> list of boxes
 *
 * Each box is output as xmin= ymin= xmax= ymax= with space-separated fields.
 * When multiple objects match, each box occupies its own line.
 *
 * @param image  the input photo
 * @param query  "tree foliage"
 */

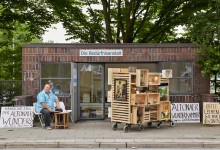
xmin=46 ymin=0 xmax=209 ymax=43
xmin=0 ymin=0 xmax=57 ymax=37
xmin=0 ymin=0 xmax=54 ymax=80
xmin=0 ymin=22 xmax=41 ymax=80
xmin=186 ymin=0 xmax=220 ymax=76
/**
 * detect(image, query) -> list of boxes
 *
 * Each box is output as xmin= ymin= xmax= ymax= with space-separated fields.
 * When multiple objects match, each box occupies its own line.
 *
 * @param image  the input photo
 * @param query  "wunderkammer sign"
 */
xmin=0 ymin=107 xmax=34 ymax=128
xmin=80 ymin=49 xmax=123 ymax=56
xmin=171 ymin=103 xmax=200 ymax=123
xmin=203 ymin=102 xmax=220 ymax=125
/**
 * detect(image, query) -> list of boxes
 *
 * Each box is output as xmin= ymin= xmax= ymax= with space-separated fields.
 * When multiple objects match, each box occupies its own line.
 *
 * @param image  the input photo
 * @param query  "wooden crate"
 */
xmin=150 ymin=110 xmax=158 ymax=121
xmin=148 ymin=73 xmax=161 ymax=85
xmin=158 ymin=101 xmax=171 ymax=120
xmin=136 ymin=69 xmax=149 ymax=87
xmin=144 ymin=112 xmax=150 ymax=123
xmin=148 ymin=93 xmax=160 ymax=105
xmin=131 ymin=93 xmax=147 ymax=105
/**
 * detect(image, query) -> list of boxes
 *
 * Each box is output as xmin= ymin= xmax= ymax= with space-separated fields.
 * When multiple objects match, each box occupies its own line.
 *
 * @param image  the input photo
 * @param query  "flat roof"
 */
xmin=22 ymin=43 xmax=198 ymax=48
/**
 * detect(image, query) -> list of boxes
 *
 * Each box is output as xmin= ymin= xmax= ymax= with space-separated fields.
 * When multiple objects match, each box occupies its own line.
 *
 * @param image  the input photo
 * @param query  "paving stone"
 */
xmin=1 ymin=121 xmax=220 ymax=148
xmin=100 ymin=142 xmax=126 ymax=148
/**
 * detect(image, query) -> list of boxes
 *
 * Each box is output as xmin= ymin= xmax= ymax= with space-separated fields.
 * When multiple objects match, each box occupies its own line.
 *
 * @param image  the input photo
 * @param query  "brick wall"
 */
xmin=22 ymin=43 xmax=210 ymax=101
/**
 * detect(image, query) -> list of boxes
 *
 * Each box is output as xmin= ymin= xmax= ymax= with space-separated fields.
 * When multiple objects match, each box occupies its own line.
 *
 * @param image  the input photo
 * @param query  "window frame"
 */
xmin=158 ymin=62 xmax=193 ymax=94
xmin=40 ymin=62 xmax=71 ymax=93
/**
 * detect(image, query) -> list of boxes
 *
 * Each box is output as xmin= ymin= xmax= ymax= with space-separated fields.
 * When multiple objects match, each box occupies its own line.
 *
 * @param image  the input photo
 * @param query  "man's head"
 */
xmin=44 ymin=84 xmax=51 ymax=93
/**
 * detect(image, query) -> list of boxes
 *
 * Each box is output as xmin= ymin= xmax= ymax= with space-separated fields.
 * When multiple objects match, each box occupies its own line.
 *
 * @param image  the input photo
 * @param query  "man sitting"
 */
xmin=37 ymin=84 xmax=62 ymax=130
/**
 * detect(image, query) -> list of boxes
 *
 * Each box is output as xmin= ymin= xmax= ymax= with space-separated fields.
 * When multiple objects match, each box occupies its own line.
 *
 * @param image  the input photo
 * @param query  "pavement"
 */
xmin=0 ymin=119 xmax=220 ymax=149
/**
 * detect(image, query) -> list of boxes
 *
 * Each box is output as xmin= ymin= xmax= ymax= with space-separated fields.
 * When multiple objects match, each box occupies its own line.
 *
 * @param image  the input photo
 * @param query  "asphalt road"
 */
xmin=3 ymin=148 xmax=220 ymax=150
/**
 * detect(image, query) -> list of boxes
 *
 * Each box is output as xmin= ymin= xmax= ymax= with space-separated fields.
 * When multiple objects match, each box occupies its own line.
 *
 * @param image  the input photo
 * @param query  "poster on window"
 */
xmin=162 ymin=69 xmax=172 ymax=78
xmin=171 ymin=103 xmax=200 ymax=123
xmin=203 ymin=102 xmax=220 ymax=125
xmin=0 ymin=107 xmax=34 ymax=128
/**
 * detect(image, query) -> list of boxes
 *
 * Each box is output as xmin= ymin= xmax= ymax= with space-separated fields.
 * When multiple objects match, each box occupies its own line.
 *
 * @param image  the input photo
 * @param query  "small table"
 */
xmin=54 ymin=111 xmax=70 ymax=129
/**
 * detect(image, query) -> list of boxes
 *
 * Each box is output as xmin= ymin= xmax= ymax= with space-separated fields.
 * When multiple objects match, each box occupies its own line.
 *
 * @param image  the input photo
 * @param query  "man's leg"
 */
xmin=40 ymin=108 xmax=51 ymax=127
xmin=55 ymin=108 xmax=63 ymax=123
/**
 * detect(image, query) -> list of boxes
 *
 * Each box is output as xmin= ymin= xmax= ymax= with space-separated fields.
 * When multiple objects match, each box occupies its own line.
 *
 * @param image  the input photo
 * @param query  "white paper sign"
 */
xmin=203 ymin=102 xmax=220 ymax=125
xmin=162 ymin=69 xmax=172 ymax=78
xmin=171 ymin=103 xmax=200 ymax=123
xmin=80 ymin=49 xmax=123 ymax=56
xmin=0 ymin=107 xmax=34 ymax=128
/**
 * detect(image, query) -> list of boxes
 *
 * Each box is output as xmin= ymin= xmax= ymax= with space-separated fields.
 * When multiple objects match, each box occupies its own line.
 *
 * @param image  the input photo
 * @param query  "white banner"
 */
xmin=171 ymin=103 xmax=200 ymax=123
xmin=79 ymin=49 xmax=123 ymax=56
xmin=0 ymin=107 xmax=34 ymax=128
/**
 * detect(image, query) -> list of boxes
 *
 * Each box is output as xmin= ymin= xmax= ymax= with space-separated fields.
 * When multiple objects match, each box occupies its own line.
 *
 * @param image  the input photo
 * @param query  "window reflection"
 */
xmin=79 ymin=63 xmax=104 ymax=119
xmin=41 ymin=63 xmax=71 ymax=94
xmin=160 ymin=62 xmax=193 ymax=94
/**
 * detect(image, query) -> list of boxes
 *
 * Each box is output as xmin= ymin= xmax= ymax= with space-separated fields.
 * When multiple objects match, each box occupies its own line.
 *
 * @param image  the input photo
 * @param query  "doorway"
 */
xmin=78 ymin=63 xmax=105 ymax=119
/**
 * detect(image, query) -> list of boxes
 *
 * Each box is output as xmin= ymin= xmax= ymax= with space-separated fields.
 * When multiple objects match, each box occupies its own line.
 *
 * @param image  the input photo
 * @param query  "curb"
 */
xmin=1 ymin=140 xmax=220 ymax=148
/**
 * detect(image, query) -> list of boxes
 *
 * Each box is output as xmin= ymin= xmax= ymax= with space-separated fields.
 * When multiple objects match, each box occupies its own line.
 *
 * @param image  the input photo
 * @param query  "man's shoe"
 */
xmin=46 ymin=126 xmax=52 ymax=130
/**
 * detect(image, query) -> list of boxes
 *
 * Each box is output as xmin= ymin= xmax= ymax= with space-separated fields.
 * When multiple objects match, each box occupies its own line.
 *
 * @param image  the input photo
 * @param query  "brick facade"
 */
xmin=22 ymin=43 xmax=210 ymax=102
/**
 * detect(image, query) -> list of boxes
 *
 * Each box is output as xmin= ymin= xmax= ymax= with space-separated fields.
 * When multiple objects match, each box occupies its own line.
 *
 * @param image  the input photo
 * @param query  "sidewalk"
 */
xmin=0 ymin=119 xmax=220 ymax=148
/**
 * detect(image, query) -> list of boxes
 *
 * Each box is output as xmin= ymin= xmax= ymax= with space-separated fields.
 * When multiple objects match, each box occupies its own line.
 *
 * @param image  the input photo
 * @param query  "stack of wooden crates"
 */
xmin=108 ymin=68 xmax=174 ymax=132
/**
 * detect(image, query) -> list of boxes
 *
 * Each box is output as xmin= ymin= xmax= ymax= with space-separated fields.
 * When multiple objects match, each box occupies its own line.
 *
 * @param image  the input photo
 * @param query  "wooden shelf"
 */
xmin=158 ymin=101 xmax=171 ymax=120
xmin=159 ymin=78 xmax=169 ymax=101
xmin=136 ymin=69 xmax=149 ymax=87
xmin=131 ymin=93 xmax=147 ymax=105
xmin=109 ymin=68 xmax=172 ymax=131
xmin=148 ymin=93 xmax=160 ymax=105
xmin=148 ymin=73 xmax=161 ymax=85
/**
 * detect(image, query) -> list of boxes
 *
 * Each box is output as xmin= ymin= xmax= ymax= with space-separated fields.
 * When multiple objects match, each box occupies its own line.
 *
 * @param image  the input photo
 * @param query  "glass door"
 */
xmin=78 ymin=63 xmax=104 ymax=119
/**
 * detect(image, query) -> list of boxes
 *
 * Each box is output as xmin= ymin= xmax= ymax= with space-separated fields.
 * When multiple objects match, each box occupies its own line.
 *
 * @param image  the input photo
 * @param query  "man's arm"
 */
xmin=55 ymin=99 xmax=61 ymax=109
xmin=41 ymin=102 xmax=53 ymax=112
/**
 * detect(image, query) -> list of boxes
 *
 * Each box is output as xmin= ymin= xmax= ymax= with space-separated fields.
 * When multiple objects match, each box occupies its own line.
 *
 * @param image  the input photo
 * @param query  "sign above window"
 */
xmin=79 ymin=49 xmax=123 ymax=56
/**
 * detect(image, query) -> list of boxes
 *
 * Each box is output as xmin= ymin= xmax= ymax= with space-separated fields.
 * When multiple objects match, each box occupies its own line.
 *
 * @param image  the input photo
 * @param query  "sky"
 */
xmin=42 ymin=23 xmax=72 ymax=43
xmin=42 ymin=23 xmax=185 ymax=43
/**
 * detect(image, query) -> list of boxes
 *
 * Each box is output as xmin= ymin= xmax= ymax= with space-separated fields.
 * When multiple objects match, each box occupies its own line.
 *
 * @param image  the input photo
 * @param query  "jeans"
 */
xmin=40 ymin=108 xmax=63 ymax=127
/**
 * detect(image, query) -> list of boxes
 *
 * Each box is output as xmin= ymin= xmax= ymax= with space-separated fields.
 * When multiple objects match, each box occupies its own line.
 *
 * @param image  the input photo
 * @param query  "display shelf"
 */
xmin=147 ymin=93 xmax=160 ymax=105
xmin=131 ymin=106 xmax=138 ymax=124
xmin=110 ymin=68 xmax=173 ymax=132
xmin=158 ymin=101 xmax=171 ymax=120
xmin=144 ymin=112 xmax=150 ymax=123
xmin=131 ymin=106 xmax=144 ymax=124
xmin=159 ymin=84 xmax=169 ymax=101
xmin=136 ymin=69 xmax=149 ymax=87
xmin=80 ymin=103 xmax=103 ymax=118
xmin=148 ymin=73 xmax=161 ymax=85
xmin=149 ymin=85 xmax=159 ymax=93
xmin=159 ymin=78 xmax=169 ymax=101
xmin=149 ymin=110 xmax=158 ymax=121
xmin=131 ymin=93 xmax=147 ymax=105
xmin=130 ymin=73 xmax=136 ymax=84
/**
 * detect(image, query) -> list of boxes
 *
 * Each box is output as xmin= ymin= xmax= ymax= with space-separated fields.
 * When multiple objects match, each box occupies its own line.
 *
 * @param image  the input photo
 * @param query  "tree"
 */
xmin=186 ymin=1 xmax=220 ymax=76
xmin=0 ymin=0 xmax=57 ymax=37
xmin=46 ymin=0 xmax=209 ymax=43
xmin=184 ymin=0 xmax=220 ymax=94
xmin=0 ymin=22 xmax=41 ymax=80
xmin=0 ymin=0 xmax=57 ymax=80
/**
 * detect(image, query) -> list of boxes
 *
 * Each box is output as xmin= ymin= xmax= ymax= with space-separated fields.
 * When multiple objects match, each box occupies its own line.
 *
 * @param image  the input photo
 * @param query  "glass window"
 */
xmin=159 ymin=62 xmax=193 ymax=94
xmin=41 ymin=63 xmax=71 ymax=94
xmin=41 ymin=63 xmax=71 ymax=78
xmin=41 ymin=79 xmax=71 ymax=94
xmin=210 ymin=74 xmax=220 ymax=94
xmin=79 ymin=63 xmax=104 ymax=119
